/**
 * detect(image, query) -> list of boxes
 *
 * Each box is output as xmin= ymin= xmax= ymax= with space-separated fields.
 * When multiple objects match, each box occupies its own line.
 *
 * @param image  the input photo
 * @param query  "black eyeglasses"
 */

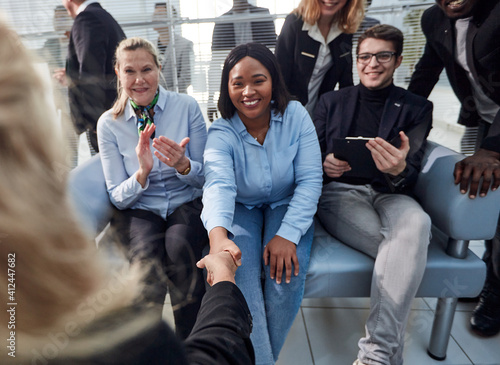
xmin=356 ymin=52 xmax=397 ymax=64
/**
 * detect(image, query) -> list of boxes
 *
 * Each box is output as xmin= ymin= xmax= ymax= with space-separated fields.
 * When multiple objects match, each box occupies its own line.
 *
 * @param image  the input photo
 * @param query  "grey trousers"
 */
xmin=317 ymin=181 xmax=431 ymax=365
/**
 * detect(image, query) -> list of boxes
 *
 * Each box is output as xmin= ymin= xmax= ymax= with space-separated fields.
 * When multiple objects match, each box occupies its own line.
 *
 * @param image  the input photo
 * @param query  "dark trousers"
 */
xmin=111 ymin=198 xmax=208 ymax=339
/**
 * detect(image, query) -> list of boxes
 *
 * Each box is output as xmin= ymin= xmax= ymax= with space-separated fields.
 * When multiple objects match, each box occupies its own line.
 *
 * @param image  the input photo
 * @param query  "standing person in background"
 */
xmin=357 ymin=0 xmax=380 ymax=34
xmin=315 ymin=25 xmax=433 ymax=365
xmin=39 ymin=6 xmax=79 ymax=168
xmin=275 ymin=0 xmax=364 ymax=116
xmin=408 ymin=0 xmax=500 ymax=337
xmin=55 ymin=0 xmax=125 ymax=156
xmin=207 ymin=0 xmax=276 ymax=122
xmin=202 ymin=43 xmax=322 ymax=364
xmin=39 ymin=5 xmax=72 ymax=70
xmin=153 ymin=3 xmax=194 ymax=94
xmin=98 ymin=37 xmax=208 ymax=340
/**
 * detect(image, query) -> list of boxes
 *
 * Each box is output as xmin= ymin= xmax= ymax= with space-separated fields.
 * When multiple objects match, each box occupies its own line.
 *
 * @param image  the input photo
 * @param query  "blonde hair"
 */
xmin=0 ymin=21 xmax=140 ymax=361
xmin=112 ymin=37 xmax=161 ymax=118
xmin=294 ymin=0 xmax=365 ymax=34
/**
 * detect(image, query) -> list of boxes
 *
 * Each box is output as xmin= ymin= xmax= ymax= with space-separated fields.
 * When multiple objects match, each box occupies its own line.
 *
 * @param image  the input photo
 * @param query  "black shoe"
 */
xmin=458 ymin=296 xmax=479 ymax=303
xmin=470 ymin=284 xmax=500 ymax=337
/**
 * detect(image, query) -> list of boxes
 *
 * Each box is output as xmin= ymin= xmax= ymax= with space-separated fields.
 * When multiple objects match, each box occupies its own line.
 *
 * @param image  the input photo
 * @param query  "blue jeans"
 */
xmin=232 ymin=203 xmax=313 ymax=365
xmin=317 ymin=182 xmax=431 ymax=365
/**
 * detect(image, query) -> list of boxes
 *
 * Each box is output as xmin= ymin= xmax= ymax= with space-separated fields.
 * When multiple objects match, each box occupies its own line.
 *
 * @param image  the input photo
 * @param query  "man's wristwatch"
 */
xmin=389 ymin=167 xmax=409 ymax=187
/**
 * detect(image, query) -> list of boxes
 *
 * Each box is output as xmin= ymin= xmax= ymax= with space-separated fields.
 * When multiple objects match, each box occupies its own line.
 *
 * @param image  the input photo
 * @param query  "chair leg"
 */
xmin=427 ymin=297 xmax=458 ymax=361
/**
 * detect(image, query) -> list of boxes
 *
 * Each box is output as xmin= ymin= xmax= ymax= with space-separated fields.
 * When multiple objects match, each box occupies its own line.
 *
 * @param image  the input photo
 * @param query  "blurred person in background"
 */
xmin=153 ymin=2 xmax=194 ymax=94
xmin=207 ymin=0 xmax=277 ymax=122
xmin=0 ymin=20 xmax=253 ymax=365
xmin=39 ymin=5 xmax=79 ymax=168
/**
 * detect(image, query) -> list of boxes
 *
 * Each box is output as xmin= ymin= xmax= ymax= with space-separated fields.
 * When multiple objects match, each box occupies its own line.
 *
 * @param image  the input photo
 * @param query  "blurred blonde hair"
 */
xmin=294 ymin=0 xmax=365 ymax=34
xmin=112 ymin=37 xmax=162 ymax=118
xmin=0 ymin=20 xmax=140 ymax=361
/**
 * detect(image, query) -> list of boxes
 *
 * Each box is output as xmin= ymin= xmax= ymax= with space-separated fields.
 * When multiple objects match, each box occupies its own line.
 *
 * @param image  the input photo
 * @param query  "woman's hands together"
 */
xmin=263 ymin=235 xmax=298 ymax=285
xmin=135 ymin=123 xmax=156 ymax=187
xmin=153 ymin=136 xmax=191 ymax=174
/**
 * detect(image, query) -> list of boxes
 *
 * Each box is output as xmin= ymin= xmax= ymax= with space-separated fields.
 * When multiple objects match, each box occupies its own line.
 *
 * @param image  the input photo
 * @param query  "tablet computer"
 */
xmin=331 ymin=137 xmax=378 ymax=179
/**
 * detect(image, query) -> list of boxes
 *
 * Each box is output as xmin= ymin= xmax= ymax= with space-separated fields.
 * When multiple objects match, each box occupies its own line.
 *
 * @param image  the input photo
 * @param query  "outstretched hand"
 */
xmin=208 ymin=227 xmax=242 ymax=267
xmin=453 ymin=148 xmax=500 ymax=198
xmin=197 ymin=251 xmax=238 ymax=286
xmin=263 ymin=235 xmax=298 ymax=285
xmin=366 ymin=131 xmax=410 ymax=176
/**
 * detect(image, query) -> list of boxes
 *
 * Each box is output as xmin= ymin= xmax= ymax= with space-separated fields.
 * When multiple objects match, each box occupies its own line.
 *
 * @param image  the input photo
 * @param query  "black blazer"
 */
xmin=48 ymin=282 xmax=254 ymax=365
xmin=314 ymin=85 xmax=433 ymax=193
xmin=211 ymin=5 xmax=276 ymax=51
xmin=275 ymin=13 xmax=353 ymax=107
xmin=66 ymin=3 xmax=125 ymax=134
xmin=408 ymin=0 xmax=500 ymax=129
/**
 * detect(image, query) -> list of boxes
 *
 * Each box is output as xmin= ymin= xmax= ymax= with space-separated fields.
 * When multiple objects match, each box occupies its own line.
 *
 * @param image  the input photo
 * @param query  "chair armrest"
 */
xmin=68 ymin=154 xmax=113 ymax=237
xmin=414 ymin=141 xmax=500 ymax=240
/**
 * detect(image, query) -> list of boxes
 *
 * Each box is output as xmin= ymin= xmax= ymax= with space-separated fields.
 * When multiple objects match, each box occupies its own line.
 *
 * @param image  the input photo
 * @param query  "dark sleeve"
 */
xmin=481 ymin=110 xmax=500 ymax=153
xmin=275 ymin=14 xmax=297 ymax=93
xmin=313 ymin=92 xmax=330 ymax=163
xmin=184 ymin=282 xmax=254 ymax=365
xmin=336 ymin=35 xmax=354 ymax=89
xmin=407 ymin=12 xmax=444 ymax=98
xmin=71 ymin=13 xmax=113 ymax=125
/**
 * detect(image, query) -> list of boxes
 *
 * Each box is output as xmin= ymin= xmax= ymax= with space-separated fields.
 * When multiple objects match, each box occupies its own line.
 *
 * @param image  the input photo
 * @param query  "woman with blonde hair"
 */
xmin=97 ymin=36 xmax=209 ymax=339
xmin=0 ymin=23 xmax=253 ymax=364
xmin=275 ymin=0 xmax=364 ymax=115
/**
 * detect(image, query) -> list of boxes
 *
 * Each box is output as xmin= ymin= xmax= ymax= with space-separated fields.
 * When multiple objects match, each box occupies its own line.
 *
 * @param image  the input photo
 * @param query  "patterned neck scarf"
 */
xmin=130 ymin=89 xmax=160 ymax=139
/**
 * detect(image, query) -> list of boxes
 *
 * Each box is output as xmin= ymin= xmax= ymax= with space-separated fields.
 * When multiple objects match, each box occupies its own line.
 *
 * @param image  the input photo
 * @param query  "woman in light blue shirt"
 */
xmin=97 ymin=37 xmax=208 ymax=339
xmin=202 ymin=43 xmax=323 ymax=365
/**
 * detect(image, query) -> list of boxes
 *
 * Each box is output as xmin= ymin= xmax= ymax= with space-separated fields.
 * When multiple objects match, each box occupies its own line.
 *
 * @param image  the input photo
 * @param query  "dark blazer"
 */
xmin=66 ymin=3 xmax=125 ymax=135
xmin=47 ymin=282 xmax=254 ymax=365
xmin=314 ymin=85 xmax=433 ymax=193
xmin=275 ymin=13 xmax=353 ymax=107
xmin=408 ymin=0 xmax=500 ymax=130
xmin=211 ymin=5 xmax=276 ymax=51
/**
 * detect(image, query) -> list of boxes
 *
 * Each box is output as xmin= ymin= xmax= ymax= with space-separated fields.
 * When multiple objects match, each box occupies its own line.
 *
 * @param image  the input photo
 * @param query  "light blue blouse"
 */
xmin=97 ymin=86 xmax=207 ymax=219
xmin=202 ymin=100 xmax=323 ymax=244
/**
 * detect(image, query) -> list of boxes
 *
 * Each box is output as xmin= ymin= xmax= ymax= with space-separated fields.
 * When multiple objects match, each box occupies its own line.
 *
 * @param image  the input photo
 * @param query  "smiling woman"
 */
xmin=202 ymin=42 xmax=323 ymax=365
xmin=227 ymin=56 xmax=273 ymax=143
xmin=97 ymin=37 xmax=209 ymax=340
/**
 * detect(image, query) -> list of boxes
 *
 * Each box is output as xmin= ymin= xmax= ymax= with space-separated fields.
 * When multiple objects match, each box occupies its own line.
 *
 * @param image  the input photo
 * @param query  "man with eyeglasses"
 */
xmin=313 ymin=24 xmax=433 ymax=365
xmin=408 ymin=0 xmax=500 ymax=338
